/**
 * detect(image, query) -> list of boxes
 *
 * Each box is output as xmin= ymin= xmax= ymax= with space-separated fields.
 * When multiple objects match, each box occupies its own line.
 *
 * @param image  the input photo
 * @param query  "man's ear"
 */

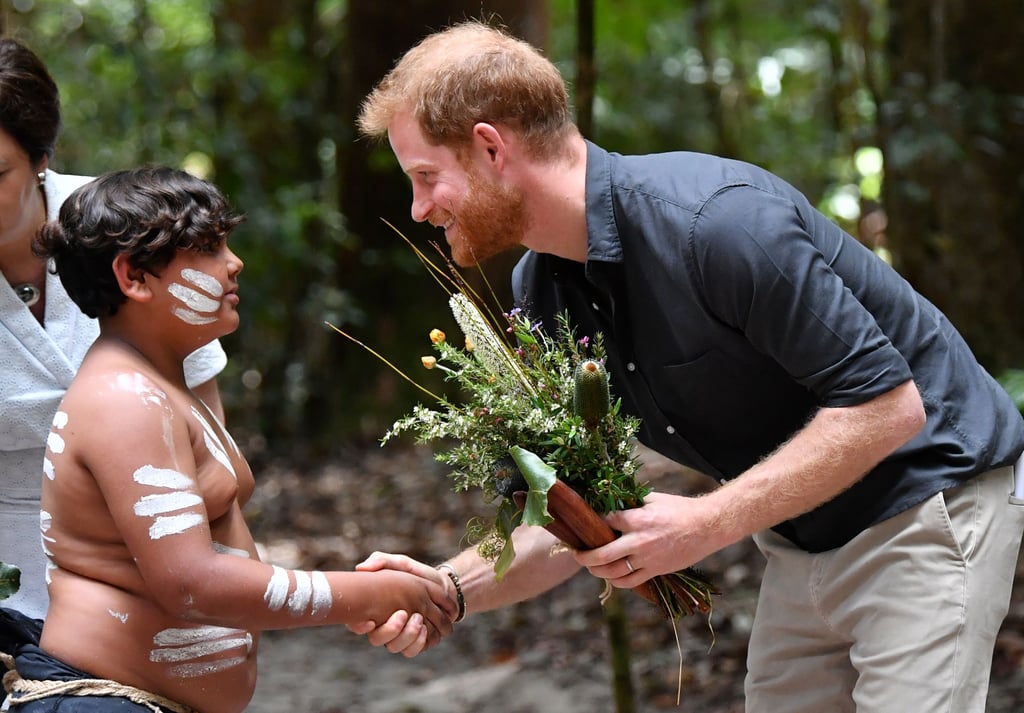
xmin=470 ymin=122 xmax=506 ymax=172
xmin=112 ymin=254 xmax=153 ymax=302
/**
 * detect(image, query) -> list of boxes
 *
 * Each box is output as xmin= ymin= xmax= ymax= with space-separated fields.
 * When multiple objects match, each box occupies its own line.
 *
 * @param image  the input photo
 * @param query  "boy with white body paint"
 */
xmin=3 ymin=167 xmax=456 ymax=713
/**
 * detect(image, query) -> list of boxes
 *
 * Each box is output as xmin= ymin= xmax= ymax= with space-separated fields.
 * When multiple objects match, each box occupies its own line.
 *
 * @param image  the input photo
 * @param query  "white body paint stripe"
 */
xmin=150 ymin=636 xmax=251 ymax=662
xmin=191 ymin=407 xmax=236 ymax=479
xmin=133 ymin=491 xmax=204 ymax=517
xmin=149 ymin=512 xmax=205 ymax=540
xmin=154 ymin=625 xmax=248 ymax=646
xmin=310 ymin=571 xmax=332 ymax=617
xmin=52 ymin=411 xmax=68 ymax=428
xmin=212 ymin=541 xmax=250 ymax=558
xmin=264 ymin=567 xmax=333 ymax=618
xmin=203 ymin=432 xmax=236 ymax=478
xmin=287 ymin=571 xmax=312 ymax=617
xmin=133 ymin=465 xmax=193 ymax=490
xmin=169 ymin=655 xmax=248 ymax=679
xmin=264 ymin=566 xmax=290 ymax=611
xmin=111 ymin=374 xmax=167 ymax=407
xmin=39 ymin=511 xmax=55 ymax=557
xmin=46 ymin=431 xmax=64 ymax=455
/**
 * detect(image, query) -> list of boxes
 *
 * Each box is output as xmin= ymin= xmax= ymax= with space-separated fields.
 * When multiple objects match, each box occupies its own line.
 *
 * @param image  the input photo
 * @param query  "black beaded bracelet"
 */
xmin=437 ymin=563 xmax=466 ymax=623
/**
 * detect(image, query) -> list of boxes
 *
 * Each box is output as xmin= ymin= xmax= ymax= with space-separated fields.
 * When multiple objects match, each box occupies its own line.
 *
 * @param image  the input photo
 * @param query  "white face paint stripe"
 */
xmin=133 ymin=465 xmax=193 ymax=490
xmin=148 ymin=512 xmax=205 ymax=540
xmin=310 ymin=571 xmax=333 ymax=617
xmin=169 ymin=656 xmax=248 ymax=679
xmin=173 ymin=306 xmax=217 ymax=325
xmin=181 ymin=268 xmax=224 ymax=297
xmin=169 ymin=283 xmax=221 ymax=313
xmin=287 ymin=571 xmax=313 ymax=617
xmin=264 ymin=566 xmax=290 ymax=611
xmin=212 ymin=541 xmax=250 ymax=558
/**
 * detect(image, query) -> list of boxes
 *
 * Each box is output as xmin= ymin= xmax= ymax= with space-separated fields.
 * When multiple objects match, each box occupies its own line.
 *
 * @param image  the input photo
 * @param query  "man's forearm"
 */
xmin=447 ymin=525 xmax=581 ymax=616
xmin=704 ymin=379 xmax=926 ymax=551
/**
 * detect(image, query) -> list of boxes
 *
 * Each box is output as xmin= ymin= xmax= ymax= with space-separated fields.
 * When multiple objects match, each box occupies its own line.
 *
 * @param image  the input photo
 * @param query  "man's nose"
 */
xmin=411 ymin=191 xmax=433 ymax=223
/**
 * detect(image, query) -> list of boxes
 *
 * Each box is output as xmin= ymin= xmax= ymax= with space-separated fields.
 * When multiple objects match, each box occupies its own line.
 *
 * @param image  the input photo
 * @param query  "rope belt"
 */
xmin=1 ymin=652 xmax=197 ymax=713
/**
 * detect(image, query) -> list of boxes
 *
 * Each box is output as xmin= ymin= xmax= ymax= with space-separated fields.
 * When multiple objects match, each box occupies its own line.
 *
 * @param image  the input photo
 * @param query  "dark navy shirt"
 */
xmin=513 ymin=141 xmax=1024 ymax=552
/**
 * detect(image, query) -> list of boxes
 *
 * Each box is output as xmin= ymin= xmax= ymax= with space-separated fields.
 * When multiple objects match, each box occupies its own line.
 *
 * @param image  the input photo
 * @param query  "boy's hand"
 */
xmin=348 ymin=552 xmax=458 ymax=655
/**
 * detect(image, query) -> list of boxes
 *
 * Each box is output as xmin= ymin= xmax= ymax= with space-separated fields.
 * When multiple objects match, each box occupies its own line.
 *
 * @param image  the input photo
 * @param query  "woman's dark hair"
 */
xmin=0 ymin=38 xmax=61 ymax=165
xmin=34 ymin=166 xmax=245 ymax=318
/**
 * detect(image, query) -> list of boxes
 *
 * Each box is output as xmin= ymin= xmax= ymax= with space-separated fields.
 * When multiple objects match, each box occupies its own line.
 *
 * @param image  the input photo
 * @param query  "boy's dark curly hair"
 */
xmin=34 ymin=166 xmax=244 ymax=318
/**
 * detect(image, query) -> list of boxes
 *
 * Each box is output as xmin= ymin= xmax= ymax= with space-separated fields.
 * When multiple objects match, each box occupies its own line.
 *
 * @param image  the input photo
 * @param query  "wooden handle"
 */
xmin=513 ymin=480 xmax=660 ymax=605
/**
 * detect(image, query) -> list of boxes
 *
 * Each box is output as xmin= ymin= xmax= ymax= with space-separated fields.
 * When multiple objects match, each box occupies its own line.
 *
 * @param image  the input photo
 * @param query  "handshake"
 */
xmin=345 ymin=552 xmax=468 ymax=658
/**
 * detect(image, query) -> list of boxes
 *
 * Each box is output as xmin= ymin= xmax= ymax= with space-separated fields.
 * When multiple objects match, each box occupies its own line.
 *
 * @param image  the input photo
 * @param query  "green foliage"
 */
xmin=383 ymin=303 xmax=644 ymax=566
xmin=0 ymin=561 xmax=20 ymax=601
xmin=10 ymin=1 xmax=1019 ymax=453
xmin=998 ymin=369 xmax=1024 ymax=415
xmin=546 ymin=0 xmax=874 ymax=205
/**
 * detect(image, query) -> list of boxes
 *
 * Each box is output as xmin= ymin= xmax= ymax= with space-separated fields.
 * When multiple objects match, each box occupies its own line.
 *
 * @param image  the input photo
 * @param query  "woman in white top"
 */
xmin=0 ymin=38 xmax=227 ymax=631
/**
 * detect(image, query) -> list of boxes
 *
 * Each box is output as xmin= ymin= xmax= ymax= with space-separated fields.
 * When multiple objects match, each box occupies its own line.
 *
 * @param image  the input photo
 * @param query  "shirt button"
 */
xmin=591 ymin=302 xmax=601 ymax=311
xmin=626 ymin=362 xmax=636 ymax=372
xmin=720 ymin=478 xmax=727 ymax=485
xmin=666 ymin=425 xmax=676 ymax=435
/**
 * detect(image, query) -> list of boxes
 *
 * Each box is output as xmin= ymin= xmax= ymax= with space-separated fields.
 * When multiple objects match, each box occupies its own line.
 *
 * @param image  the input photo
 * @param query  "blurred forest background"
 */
xmin=4 ymin=0 xmax=1023 ymax=463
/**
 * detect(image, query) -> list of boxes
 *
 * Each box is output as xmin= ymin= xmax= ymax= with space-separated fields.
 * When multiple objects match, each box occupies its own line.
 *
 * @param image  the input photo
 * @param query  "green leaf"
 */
xmin=510 ymin=446 xmax=555 ymax=527
xmin=493 ymin=537 xmax=517 ymax=581
xmin=0 ymin=561 xmax=21 ymax=600
xmin=492 ymin=501 xmax=523 ymax=581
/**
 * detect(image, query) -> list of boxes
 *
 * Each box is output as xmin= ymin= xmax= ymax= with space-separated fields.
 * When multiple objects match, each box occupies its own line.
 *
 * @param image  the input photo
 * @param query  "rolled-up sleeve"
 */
xmin=689 ymin=184 xmax=913 ymax=407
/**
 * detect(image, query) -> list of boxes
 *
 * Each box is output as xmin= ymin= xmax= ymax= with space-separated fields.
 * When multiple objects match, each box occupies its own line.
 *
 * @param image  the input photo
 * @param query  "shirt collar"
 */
xmin=583 ymin=141 xmax=625 ymax=264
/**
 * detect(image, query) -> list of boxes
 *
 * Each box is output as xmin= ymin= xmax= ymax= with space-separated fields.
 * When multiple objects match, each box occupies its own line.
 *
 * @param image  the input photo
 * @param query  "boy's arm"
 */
xmin=69 ymin=376 xmax=456 ymax=640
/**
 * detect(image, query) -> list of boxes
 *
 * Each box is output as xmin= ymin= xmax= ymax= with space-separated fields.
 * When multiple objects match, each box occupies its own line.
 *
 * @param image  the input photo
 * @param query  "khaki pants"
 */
xmin=745 ymin=465 xmax=1024 ymax=713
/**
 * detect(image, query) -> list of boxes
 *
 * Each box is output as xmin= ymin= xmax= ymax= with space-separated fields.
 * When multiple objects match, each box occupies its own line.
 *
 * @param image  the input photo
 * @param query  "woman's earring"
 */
xmin=37 ymin=171 xmax=46 ymax=187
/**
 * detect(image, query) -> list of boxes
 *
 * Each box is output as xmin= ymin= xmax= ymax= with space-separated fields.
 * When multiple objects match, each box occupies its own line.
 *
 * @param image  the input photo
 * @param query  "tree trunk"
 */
xmin=882 ymin=0 xmax=1024 ymax=370
xmin=324 ymin=1 xmax=548 ymax=443
xmin=211 ymin=0 xmax=329 ymax=460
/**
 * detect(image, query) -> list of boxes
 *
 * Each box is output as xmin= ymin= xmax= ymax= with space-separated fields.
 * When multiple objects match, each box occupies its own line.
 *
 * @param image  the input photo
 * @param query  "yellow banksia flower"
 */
xmin=429 ymin=329 xmax=446 ymax=344
xmin=421 ymin=356 xmax=437 ymax=369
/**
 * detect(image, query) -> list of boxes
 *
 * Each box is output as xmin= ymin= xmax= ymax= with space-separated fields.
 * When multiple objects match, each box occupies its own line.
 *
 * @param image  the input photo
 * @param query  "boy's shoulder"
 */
xmin=59 ymin=341 xmax=190 ymax=439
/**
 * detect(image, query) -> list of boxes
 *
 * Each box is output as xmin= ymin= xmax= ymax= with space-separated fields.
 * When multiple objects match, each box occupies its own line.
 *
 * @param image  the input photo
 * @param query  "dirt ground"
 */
xmin=241 ymin=446 xmax=1024 ymax=713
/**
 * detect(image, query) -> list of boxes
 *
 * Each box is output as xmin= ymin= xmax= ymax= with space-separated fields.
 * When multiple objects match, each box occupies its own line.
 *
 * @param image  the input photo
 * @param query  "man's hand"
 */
xmin=573 ymin=492 xmax=722 ymax=587
xmin=348 ymin=610 xmax=430 ymax=657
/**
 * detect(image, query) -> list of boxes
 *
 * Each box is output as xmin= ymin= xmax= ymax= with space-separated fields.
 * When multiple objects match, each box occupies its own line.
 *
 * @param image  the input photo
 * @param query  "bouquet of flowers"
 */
xmin=329 ymin=234 xmax=716 ymax=621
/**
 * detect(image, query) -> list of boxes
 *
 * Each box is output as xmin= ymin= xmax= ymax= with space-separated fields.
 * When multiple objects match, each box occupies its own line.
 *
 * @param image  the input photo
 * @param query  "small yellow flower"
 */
xmin=465 ymin=336 xmax=474 ymax=352
xmin=421 ymin=356 xmax=437 ymax=369
xmin=429 ymin=329 xmax=446 ymax=344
